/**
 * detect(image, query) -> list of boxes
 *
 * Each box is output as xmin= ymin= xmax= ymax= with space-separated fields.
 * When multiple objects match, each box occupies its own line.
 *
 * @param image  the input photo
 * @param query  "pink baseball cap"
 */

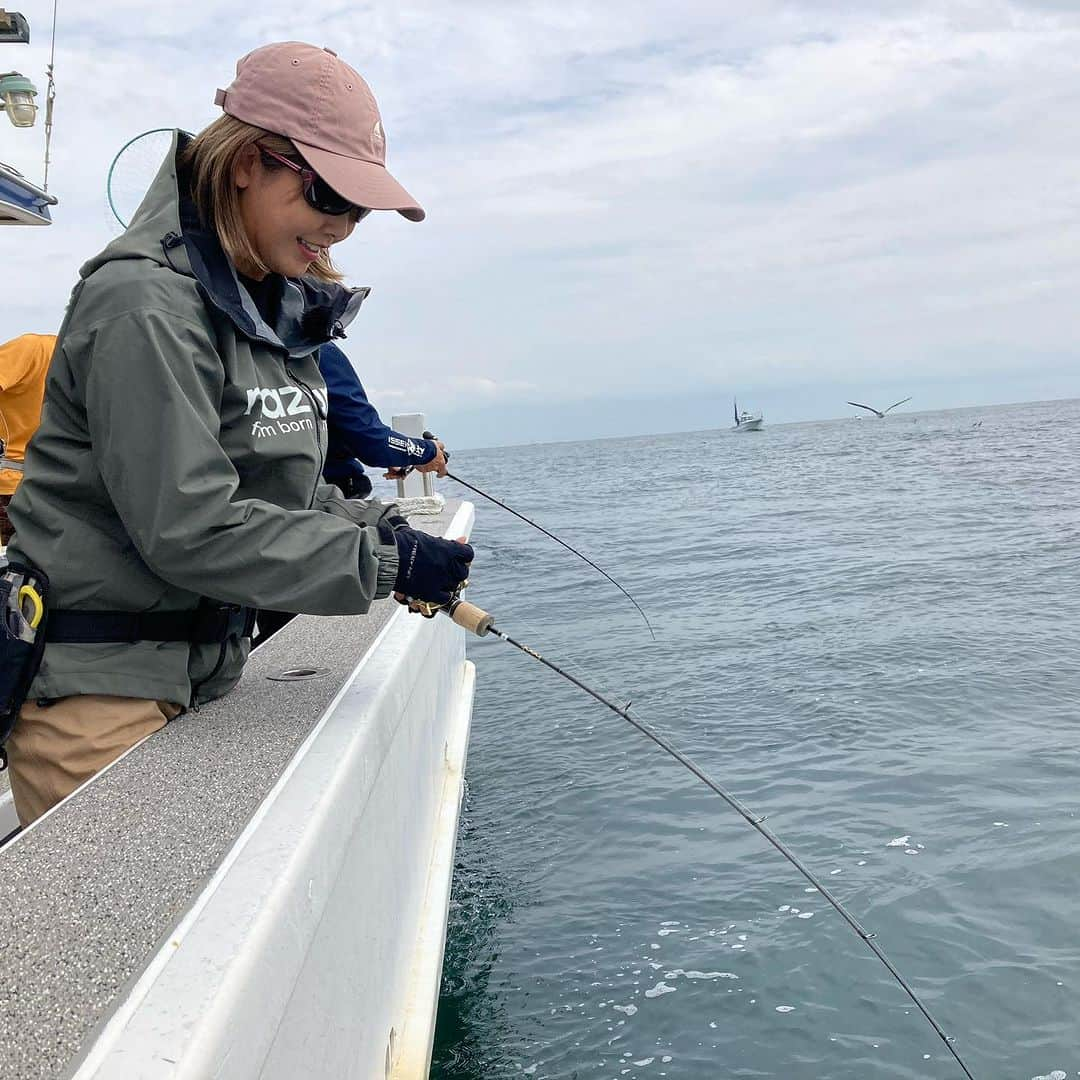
xmin=214 ymin=41 xmax=425 ymax=221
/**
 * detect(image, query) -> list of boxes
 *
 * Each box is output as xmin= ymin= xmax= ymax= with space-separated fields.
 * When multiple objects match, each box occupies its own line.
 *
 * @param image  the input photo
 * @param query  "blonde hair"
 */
xmin=180 ymin=115 xmax=343 ymax=283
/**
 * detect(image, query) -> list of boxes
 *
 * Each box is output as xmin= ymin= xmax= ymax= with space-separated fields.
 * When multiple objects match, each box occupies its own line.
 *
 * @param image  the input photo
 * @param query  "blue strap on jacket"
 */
xmin=318 ymin=342 xmax=437 ymax=493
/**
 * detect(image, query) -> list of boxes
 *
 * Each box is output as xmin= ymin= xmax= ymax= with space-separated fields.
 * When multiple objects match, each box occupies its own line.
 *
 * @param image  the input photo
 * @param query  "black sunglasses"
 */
xmin=258 ymin=145 xmax=371 ymax=220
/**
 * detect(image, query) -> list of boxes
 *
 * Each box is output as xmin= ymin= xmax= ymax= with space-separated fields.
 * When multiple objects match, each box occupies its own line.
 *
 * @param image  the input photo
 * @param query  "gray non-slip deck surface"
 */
xmin=0 ymin=503 xmax=459 ymax=1080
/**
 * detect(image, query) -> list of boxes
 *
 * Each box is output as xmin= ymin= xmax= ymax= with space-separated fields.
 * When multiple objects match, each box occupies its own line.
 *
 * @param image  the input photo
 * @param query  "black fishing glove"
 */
xmin=393 ymin=527 xmax=473 ymax=606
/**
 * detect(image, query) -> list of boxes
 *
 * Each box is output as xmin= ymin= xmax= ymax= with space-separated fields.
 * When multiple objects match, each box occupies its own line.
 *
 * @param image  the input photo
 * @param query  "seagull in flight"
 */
xmin=846 ymin=397 xmax=912 ymax=418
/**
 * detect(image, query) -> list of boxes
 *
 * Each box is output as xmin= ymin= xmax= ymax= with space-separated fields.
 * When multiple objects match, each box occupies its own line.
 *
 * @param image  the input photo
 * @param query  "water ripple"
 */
xmin=433 ymin=400 xmax=1080 ymax=1079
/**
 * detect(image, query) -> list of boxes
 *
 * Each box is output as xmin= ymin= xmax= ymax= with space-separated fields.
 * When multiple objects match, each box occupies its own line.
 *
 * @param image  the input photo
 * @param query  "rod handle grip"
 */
xmin=448 ymin=600 xmax=494 ymax=637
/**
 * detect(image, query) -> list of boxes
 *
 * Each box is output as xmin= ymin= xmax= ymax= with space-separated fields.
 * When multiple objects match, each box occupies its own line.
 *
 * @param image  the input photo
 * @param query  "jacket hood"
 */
xmin=82 ymin=129 xmax=368 ymax=359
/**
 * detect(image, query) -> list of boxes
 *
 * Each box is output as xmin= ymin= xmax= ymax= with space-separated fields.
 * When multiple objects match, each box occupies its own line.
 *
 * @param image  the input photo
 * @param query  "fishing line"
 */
xmin=440 ymin=597 xmax=978 ymax=1079
xmin=445 ymin=469 xmax=656 ymax=641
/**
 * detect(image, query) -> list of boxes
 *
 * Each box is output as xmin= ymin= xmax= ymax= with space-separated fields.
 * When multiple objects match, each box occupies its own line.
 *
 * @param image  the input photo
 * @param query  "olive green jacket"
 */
xmin=8 ymin=131 xmax=398 ymax=706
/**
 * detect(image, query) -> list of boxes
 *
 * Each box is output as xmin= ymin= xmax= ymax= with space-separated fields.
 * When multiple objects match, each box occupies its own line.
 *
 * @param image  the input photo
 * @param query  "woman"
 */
xmin=3 ymin=42 xmax=472 ymax=826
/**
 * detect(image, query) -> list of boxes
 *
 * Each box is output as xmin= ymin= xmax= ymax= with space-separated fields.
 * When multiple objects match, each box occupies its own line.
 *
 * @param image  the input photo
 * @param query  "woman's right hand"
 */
xmin=392 ymin=527 xmax=473 ymax=607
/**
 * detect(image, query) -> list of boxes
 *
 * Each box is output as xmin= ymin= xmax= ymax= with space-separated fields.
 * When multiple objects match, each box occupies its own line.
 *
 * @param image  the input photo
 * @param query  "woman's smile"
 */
xmin=297 ymin=237 xmax=324 ymax=262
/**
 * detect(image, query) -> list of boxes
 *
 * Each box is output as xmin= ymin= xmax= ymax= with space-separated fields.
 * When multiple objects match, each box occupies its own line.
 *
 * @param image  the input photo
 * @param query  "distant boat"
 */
xmin=846 ymin=396 xmax=911 ymax=418
xmin=733 ymin=399 xmax=763 ymax=432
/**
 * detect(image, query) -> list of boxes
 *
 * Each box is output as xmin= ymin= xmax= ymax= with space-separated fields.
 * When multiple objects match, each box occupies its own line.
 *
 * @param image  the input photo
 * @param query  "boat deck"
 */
xmin=0 ymin=500 xmax=470 ymax=1080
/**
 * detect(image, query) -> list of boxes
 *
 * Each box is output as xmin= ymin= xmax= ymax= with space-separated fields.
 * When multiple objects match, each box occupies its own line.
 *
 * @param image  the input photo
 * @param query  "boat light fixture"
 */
xmin=0 ymin=71 xmax=36 ymax=128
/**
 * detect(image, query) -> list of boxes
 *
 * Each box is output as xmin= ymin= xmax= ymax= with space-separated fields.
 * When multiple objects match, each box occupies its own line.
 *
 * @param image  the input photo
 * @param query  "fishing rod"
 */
xmin=392 ymin=434 xmax=655 ymax=640
xmin=444 ymin=469 xmax=656 ymax=641
xmin=429 ymin=593 xmax=978 ymax=1080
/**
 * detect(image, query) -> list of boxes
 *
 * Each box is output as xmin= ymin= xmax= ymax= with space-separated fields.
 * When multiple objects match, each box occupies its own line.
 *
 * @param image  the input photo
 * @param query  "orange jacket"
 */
xmin=0 ymin=333 xmax=55 ymax=496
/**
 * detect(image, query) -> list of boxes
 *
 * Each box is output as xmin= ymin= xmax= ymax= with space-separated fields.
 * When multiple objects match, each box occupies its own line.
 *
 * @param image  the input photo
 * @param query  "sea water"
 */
xmin=431 ymin=400 xmax=1080 ymax=1079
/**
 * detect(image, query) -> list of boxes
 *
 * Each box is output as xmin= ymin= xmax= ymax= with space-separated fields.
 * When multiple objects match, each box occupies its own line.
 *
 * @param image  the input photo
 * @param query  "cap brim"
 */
xmin=292 ymin=140 xmax=425 ymax=222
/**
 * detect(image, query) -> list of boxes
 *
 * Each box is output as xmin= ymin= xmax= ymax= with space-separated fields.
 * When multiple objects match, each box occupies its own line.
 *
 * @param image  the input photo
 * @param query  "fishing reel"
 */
xmin=397 ymin=577 xmax=469 ymax=619
xmin=396 ymin=579 xmax=494 ymax=638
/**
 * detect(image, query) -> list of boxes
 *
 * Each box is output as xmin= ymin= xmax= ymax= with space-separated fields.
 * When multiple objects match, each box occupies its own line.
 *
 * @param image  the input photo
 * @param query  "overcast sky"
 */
xmin=3 ymin=2 xmax=1080 ymax=446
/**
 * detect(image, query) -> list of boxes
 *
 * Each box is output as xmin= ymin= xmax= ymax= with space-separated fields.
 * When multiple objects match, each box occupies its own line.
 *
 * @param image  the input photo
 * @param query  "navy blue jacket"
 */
xmin=318 ymin=342 xmax=436 ymax=493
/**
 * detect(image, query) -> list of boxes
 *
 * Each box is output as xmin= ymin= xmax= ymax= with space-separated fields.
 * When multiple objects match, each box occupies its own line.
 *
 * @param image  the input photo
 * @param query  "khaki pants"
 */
xmin=7 ymin=695 xmax=182 ymax=827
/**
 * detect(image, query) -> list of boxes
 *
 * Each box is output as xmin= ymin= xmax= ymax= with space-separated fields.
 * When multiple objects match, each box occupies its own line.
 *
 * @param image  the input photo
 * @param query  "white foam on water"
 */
xmin=904 ymin=849 xmax=919 ymax=855
xmin=665 ymin=968 xmax=739 ymax=980
xmin=649 ymin=943 xmax=660 ymax=950
xmin=662 ymin=1056 xmax=672 ymax=1063
xmin=633 ymin=1058 xmax=655 ymax=1066
xmin=775 ymin=1005 xmax=795 ymax=1013
xmin=994 ymin=821 xmax=1009 ymax=827
xmin=887 ymin=835 xmax=910 ymax=847
xmin=660 ymin=920 xmax=679 ymax=926
xmin=658 ymin=928 xmax=679 ymax=936
xmin=645 ymin=981 xmax=677 ymax=998
xmin=613 ymin=1004 xmax=638 ymax=1015
xmin=737 ymin=934 xmax=748 ymax=941
xmin=857 ymin=860 xmax=867 ymax=866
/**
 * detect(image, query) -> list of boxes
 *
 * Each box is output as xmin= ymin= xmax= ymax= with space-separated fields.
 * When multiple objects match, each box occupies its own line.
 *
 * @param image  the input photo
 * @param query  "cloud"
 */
xmin=368 ymin=374 xmax=539 ymax=412
xmin=4 ymin=0 xmax=1080 ymax=438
